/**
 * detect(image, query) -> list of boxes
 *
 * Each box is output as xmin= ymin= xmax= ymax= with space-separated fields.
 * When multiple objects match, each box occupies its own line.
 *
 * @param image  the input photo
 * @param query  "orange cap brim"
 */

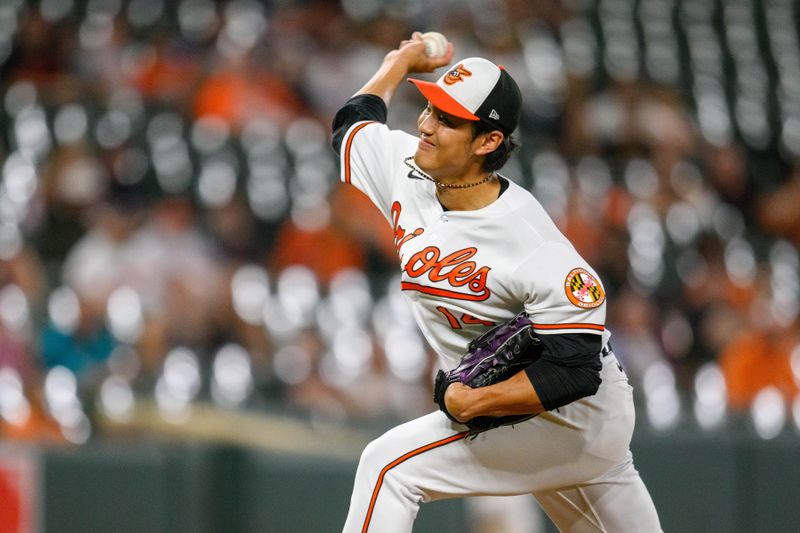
xmin=407 ymin=78 xmax=479 ymax=121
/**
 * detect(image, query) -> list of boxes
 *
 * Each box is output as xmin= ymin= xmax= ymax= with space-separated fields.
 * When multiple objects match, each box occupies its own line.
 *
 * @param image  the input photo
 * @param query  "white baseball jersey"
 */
xmin=338 ymin=118 xmax=662 ymax=533
xmin=339 ymin=120 xmax=610 ymax=370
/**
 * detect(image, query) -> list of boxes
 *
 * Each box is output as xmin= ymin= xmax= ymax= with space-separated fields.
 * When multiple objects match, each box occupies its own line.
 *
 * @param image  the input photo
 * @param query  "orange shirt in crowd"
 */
xmin=270 ymin=221 xmax=365 ymax=287
xmin=193 ymin=70 xmax=304 ymax=129
xmin=719 ymin=329 xmax=799 ymax=411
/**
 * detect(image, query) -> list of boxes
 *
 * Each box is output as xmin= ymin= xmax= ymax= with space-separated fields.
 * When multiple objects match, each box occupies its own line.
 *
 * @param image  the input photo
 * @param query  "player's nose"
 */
xmin=418 ymin=113 xmax=436 ymax=136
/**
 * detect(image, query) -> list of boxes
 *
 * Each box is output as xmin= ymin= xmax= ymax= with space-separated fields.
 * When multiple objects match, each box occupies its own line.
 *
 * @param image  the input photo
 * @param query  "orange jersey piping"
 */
xmin=531 ymin=323 xmax=605 ymax=332
xmin=344 ymin=121 xmax=375 ymax=184
xmin=361 ymin=431 xmax=469 ymax=532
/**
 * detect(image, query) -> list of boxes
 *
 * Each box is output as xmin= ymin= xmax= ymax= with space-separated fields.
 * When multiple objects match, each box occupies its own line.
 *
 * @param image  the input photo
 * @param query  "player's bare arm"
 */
xmin=354 ymin=32 xmax=453 ymax=105
xmin=444 ymin=370 xmax=545 ymax=423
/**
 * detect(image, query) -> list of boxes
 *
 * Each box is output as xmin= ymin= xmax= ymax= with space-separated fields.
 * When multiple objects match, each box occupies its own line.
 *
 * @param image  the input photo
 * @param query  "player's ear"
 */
xmin=473 ymin=130 xmax=504 ymax=157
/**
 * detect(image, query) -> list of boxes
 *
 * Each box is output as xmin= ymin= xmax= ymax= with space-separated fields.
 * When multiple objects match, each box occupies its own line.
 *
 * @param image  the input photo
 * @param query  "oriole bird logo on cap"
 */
xmin=444 ymin=64 xmax=472 ymax=85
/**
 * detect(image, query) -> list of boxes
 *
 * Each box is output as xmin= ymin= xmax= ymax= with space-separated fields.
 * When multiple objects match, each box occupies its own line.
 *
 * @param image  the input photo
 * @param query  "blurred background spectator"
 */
xmin=0 ymin=0 xmax=798 ymax=454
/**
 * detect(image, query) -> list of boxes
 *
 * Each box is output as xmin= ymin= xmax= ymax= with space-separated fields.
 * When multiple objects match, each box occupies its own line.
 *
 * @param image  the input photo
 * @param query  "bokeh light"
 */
xmin=751 ymin=386 xmax=786 ymax=440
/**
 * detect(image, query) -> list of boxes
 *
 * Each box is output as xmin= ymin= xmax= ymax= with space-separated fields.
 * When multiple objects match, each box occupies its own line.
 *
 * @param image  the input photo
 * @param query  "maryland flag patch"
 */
xmin=564 ymin=268 xmax=605 ymax=309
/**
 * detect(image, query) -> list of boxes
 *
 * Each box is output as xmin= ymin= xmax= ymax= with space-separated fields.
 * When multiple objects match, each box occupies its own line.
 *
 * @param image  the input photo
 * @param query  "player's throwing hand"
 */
xmin=388 ymin=31 xmax=454 ymax=74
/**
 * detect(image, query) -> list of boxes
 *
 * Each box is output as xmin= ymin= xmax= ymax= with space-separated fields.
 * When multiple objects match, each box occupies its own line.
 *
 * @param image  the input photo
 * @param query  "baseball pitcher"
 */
xmin=331 ymin=32 xmax=662 ymax=533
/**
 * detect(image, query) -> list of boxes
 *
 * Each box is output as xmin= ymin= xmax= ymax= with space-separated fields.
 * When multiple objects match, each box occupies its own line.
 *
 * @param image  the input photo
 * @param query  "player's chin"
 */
xmin=413 ymin=150 xmax=436 ymax=172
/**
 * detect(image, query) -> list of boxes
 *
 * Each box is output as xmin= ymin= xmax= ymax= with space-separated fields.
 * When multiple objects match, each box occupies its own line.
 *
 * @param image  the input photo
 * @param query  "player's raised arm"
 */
xmin=331 ymin=32 xmax=452 ymax=156
xmin=354 ymin=32 xmax=453 ymax=105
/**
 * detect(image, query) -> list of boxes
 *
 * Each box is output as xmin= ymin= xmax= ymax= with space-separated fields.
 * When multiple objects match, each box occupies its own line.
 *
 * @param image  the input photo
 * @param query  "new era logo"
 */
xmin=489 ymin=109 xmax=500 ymax=120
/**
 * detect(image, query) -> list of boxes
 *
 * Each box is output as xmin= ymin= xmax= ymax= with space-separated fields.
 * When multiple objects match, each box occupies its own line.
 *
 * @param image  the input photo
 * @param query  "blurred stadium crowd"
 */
xmin=0 ymin=0 xmax=799 ymax=446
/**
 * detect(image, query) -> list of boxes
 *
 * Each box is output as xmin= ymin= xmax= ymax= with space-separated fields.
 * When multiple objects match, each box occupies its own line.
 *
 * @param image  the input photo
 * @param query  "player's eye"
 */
xmin=437 ymin=113 xmax=454 ymax=127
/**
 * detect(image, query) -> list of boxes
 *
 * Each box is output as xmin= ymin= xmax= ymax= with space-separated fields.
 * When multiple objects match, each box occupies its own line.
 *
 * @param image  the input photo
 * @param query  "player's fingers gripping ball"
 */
xmin=421 ymin=31 xmax=449 ymax=58
xmin=433 ymin=313 xmax=544 ymax=435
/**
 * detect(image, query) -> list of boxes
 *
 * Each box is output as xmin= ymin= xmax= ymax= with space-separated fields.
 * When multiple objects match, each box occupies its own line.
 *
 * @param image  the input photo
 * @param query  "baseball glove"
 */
xmin=433 ymin=312 xmax=543 ymax=434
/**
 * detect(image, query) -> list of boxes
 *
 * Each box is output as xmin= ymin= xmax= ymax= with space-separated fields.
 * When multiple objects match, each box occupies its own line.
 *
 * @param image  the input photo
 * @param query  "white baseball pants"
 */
xmin=342 ymin=353 xmax=663 ymax=533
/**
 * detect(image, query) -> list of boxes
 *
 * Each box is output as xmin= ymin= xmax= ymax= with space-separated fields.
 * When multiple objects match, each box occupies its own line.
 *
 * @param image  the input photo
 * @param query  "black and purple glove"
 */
xmin=433 ymin=312 xmax=543 ymax=434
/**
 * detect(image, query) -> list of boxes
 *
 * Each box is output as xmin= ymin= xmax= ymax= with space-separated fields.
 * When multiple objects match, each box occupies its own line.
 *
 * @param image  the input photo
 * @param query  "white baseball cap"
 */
xmin=408 ymin=57 xmax=522 ymax=134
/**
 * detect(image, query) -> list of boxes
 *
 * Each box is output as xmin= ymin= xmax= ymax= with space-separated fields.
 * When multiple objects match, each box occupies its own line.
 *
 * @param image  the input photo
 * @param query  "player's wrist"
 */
xmin=383 ymin=49 xmax=426 ymax=76
xmin=383 ymin=49 xmax=411 ymax=69
xmin=386 ymin=37 xmax=449 ymax=74
xmin=444 ymin=383 xmax=476 ymax=422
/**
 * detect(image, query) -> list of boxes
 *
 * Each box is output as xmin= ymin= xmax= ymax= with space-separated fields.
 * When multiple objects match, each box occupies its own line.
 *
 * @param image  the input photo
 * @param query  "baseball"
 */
xmin=421 ymin=31 xmax=448 ymax=58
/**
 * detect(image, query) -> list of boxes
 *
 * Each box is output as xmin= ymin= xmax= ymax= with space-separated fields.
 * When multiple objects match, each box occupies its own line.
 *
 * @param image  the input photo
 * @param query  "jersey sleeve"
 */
xmin=512 ymin=241 xmax=607 ymax=337
xmin=337 ymin=119 xmax=418 ymax=220
xmin=331 ymin=94 xmax=387 ymax=156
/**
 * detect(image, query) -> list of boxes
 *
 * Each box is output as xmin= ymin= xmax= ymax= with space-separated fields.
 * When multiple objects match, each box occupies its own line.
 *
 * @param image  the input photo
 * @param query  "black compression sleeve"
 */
xmin=331 ymin=94 xmax=388 ymax=155
xmin=524 ymin=333 xmax=603 ymax=411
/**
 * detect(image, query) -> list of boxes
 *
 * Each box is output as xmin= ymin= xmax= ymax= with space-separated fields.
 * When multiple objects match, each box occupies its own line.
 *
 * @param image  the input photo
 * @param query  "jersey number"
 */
xmin=435 ymin=306 xmax=495 ymax=330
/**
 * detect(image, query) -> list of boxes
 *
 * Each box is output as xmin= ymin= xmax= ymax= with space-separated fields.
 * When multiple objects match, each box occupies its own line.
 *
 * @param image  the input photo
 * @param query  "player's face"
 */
xmin=414 ymin=103 xmax=484 ymax=180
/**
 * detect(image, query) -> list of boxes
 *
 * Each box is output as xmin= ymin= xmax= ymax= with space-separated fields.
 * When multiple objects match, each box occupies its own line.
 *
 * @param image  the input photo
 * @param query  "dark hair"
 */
xmin=471 ymin=121 xmax=518 ymax=173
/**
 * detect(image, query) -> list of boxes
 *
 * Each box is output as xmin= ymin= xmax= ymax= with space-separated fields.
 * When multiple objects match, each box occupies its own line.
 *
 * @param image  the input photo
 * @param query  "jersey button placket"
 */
xmin=425 ymin=216 xmax=447 ymax=243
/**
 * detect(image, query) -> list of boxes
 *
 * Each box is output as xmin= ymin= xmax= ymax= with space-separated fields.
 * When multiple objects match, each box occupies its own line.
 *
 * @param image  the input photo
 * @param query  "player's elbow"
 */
xmin=525 ymin=357 xmax=602 ymax=411
xmin=331 ymin=119 xmax=345 ymax=155
xmin=552 ymin=364 xmax=602 ymax=408
xmin=578 ymin=365 xmax=602 ymax=398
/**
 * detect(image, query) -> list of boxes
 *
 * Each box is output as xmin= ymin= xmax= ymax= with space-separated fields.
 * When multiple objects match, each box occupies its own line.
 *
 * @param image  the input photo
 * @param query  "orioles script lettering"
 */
xmin=402 ymin=246 xmax=492 ymax=301
xmin=391 ymin=201 xmax=424 ymax=255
